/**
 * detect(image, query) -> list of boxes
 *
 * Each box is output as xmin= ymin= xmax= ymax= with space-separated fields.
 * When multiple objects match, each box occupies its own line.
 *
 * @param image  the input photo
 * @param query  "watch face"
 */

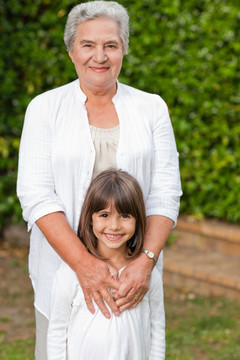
xmin=148 ymin=251 xmax=154 ymax=258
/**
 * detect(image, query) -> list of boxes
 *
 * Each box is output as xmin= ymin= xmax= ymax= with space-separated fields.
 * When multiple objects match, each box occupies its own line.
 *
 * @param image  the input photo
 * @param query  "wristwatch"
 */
xmin=141 ymin=249 xmax=158 ymax=264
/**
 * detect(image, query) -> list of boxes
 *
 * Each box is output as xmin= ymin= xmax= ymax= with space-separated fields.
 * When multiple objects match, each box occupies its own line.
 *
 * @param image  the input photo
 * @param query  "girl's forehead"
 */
xmin=101 ymin=199 xmax=116 ymax=211
xmin=96 ymin=198 xmax=123 ymax=213
xmin=98 ymin=200 xmax=134 ymax=217
xmin=94 ymin=194 xmax=135 ymax=215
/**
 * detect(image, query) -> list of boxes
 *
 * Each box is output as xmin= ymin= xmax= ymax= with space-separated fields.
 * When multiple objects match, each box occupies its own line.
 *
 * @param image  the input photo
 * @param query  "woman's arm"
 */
xmin=36 ymin=212 xmax=121 ymax=318
xmin=115 ymin=95 xmax=181 ymax=310
xmin=143 ymin=215 xmax=174 ymax=258
xmin=114 ymin=215 xmax=173 ymax=311
xmin=18 ymin=96 xmax=120 ymax=318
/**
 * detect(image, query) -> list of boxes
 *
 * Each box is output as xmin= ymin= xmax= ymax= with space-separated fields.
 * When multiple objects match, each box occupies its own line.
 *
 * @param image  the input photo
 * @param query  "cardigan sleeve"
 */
xmin=17 ymin=95 xmax=65 ymax=231
xmin=148 ymin=268 xmax=166 ymax=359
xmin=146 ymin=96 xmax=182 ymax=226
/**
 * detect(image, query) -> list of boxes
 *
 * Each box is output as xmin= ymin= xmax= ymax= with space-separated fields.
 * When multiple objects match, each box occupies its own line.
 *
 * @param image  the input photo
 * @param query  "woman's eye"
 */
xmin=122 ymin=214 xmax=130 ymax=218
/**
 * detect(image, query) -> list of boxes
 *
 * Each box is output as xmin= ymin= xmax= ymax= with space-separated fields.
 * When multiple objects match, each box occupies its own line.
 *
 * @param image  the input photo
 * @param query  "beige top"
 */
xmin=90 ymin=125 xmax=120 ymax=179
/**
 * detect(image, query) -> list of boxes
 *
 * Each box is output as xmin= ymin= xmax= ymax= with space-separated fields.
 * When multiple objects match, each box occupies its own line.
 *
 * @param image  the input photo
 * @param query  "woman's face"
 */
xmin=69 ymin=18 xmax=124 ymax=93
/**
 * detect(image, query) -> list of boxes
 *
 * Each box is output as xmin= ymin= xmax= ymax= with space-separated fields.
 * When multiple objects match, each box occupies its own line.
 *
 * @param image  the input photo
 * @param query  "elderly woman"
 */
xmin=17 ymin=1 xmax=182 ymax=359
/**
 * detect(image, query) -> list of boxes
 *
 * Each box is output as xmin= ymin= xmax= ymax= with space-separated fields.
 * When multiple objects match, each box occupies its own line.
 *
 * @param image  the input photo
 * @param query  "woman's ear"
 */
xmin=68 ymin=50 xmax=74 ymax=64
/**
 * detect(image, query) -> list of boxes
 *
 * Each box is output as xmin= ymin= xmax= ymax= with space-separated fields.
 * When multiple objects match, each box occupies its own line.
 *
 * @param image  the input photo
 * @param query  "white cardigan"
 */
xmin=17 ymin=79 xmax=182 ymax=317
xmin=47 ymin=263 xmax=165 ymax=360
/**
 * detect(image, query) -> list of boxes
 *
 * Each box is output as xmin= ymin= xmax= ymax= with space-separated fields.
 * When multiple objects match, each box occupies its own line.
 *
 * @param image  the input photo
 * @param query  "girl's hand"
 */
xmin=113 ymin=252 xmax=154 ymax=311
xmin=74 ymin=252 xmax=121 ymax=319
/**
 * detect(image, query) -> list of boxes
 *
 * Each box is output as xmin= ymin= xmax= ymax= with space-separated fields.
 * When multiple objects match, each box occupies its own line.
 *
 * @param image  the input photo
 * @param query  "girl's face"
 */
xmin=91 ymin=203 xmax=136 ymax=256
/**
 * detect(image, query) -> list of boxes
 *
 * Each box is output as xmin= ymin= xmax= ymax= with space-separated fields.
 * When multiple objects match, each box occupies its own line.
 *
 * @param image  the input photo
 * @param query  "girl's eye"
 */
xmin=122 ymin=214 xmax=130 ymax=218
xmin=100 ymin=213 xmax=108 ymax=218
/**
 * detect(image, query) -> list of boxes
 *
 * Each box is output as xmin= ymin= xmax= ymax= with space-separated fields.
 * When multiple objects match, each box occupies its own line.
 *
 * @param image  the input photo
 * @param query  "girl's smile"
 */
xmin=105 ymin=233 xmax=124 ymax=241
xmin=91 ymin=204 xmax=136 ymax=257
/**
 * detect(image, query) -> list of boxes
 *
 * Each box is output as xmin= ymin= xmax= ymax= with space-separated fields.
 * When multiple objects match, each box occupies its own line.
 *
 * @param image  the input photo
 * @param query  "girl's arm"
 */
xmin=47 ymin=266 xmax=74 ymax=360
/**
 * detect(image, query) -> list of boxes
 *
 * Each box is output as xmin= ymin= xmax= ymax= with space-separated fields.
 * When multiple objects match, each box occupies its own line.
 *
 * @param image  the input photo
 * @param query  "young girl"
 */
xmin=47 ymin=170 xmax=165 ymax=360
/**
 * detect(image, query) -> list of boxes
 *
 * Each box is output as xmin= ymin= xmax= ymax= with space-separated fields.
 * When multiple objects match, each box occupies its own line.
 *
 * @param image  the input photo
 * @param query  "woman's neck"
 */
xmin=82 ymin=82 xmax=119 ymax=128
xmin=80 ymin=81 xmax=117 ymax=104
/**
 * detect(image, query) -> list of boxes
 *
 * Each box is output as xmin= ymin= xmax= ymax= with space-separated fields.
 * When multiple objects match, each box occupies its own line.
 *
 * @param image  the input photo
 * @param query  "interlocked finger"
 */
xmin=92 ymin=291 xmax=111 ymax=319
xmin=102 ymin=288 xmax=121 ymax=317
xmin=83 ymin=290 xmax=95 ymax=314
xmin=117 ymin=289 xmax=145 ymax=312
xmin=133 ymin=292 xmax=144 ymax=304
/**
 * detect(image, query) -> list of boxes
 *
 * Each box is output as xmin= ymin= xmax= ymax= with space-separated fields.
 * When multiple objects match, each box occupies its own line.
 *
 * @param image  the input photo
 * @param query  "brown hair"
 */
xmin=78 ymin=169 xmax=146 ymax=259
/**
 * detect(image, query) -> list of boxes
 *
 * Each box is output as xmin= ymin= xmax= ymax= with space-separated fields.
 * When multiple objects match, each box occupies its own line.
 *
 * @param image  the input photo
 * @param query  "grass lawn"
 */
xmin=0 ymin=287 xmax=239 ymax=359
xmin=165 ymin=288 xmax=240 ymax=360
xmin=0 ymin=339 xmax=34 ymax=360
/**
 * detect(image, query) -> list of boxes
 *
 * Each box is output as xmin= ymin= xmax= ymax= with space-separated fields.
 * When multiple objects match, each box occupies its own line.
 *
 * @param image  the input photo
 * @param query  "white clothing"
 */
xmin=17 ymin=79 xmax=182 ymax=318
xmin=90 ymin=125 xmax=119 ymax=178
xmin=47 ymin=263 xmax=165 ymax=360
xmin=35 ymin=308 xmax=48 ymax=360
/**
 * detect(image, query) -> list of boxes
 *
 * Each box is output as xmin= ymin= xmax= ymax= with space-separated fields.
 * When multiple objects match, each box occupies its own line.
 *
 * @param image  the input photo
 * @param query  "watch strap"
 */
xmin=141 ymin=249 xmax=158 ymax=264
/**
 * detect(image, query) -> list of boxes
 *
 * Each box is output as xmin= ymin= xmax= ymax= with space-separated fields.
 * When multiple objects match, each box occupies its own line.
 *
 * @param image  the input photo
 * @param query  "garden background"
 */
xmin=0 ymin=1 xmax=240 ymax=359
xmin=0 ymin=0 xmax=240 ymax=234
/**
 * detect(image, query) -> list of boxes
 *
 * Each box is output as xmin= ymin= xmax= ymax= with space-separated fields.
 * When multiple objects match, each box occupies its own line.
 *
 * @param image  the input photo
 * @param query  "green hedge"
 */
xmin=0 ymin=0 xmax=239 ymax=232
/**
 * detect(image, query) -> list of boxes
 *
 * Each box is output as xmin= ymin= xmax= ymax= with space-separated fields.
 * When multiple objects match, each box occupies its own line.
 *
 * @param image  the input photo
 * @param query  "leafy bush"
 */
xmin=120 ymin=0 xmax=240 ymax=223
xmin=0 ymin=0 xmax=239 ymax=231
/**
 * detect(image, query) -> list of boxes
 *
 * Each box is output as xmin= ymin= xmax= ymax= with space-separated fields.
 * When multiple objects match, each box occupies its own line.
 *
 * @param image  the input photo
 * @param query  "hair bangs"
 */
xmin=77 ymin=169 xmax=146 ymax=260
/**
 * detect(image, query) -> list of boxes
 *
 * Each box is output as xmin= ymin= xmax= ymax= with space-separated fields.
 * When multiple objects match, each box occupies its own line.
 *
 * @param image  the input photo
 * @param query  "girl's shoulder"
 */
xmin=55 ymin=262 xmax=79 ymax=291
xmin=56 ymin=262 xmax=77 ymax=279
xmin=50 ymin=262 xmax=82 ymax=310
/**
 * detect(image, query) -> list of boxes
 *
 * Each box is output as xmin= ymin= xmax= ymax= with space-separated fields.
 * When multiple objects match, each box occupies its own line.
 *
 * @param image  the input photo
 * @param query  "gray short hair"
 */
xmin=64 ymin=1 xmax=129 ymax=54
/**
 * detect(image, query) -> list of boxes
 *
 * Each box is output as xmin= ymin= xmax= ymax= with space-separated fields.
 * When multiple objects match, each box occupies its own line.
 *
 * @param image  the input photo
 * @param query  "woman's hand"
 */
xmin=74 ymin=252 xmax=121 ymax=319
xmin=113 ymin=253 xmax=154 ymax=311
xmin=113 ymin=215 xmax=173 ymax=310
xmin=36 ymin=213 xmax=121 ymax=319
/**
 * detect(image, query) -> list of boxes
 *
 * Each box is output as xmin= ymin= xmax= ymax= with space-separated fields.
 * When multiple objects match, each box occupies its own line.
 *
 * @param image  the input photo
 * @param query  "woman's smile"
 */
xmin=89 ymin=66 xmax=110 ymax=73
xmin=68 ymin=18 xmax=124 ymax=92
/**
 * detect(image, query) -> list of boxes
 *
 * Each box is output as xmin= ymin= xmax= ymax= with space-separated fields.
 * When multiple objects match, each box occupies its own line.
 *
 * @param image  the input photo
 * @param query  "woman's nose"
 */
xmin=93 ymin=46 xmax=107 ymax=63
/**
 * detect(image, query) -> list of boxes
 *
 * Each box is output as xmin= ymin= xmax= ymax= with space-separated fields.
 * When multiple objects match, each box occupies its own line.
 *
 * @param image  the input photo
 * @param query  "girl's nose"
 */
xmin=109 ymin=217 xmax=121 ymax=231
